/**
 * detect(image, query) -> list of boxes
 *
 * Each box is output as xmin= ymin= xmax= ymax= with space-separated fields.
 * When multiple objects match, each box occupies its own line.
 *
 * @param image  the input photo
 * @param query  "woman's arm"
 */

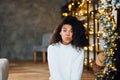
xmin=47 ymin=45 xmax=59 ymax=79
xmin=70 ymin=49 xmax=84 ymax=80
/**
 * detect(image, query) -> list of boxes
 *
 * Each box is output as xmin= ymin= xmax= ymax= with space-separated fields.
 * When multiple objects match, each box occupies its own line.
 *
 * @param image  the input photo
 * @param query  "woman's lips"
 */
xmin=65 ymin=37 xmax=71 ymax=40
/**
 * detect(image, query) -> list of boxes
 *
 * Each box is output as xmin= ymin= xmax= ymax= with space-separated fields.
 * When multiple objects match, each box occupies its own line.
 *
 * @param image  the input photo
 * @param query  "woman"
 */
xmin=47 ymin=16 xmax=89 ymax=80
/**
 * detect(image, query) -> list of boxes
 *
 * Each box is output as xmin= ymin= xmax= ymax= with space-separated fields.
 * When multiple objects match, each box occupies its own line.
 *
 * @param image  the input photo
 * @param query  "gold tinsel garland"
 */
xmin=96 ymin=0 xmax=120 ymax=80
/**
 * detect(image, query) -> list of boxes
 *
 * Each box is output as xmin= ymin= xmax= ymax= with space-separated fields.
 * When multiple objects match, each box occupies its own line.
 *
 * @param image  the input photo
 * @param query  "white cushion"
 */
xmin=0 ymin=58 xmax=9 ymax=80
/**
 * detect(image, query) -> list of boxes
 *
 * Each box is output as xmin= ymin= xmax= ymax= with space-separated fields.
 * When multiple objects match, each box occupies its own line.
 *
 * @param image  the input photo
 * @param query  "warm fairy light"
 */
xmin=84 ymin=58 xmax=87 ymax=66
xmin=84 ymin=58 xmax=94 ymax=68
xmin=75 ymin=12 xmax=78 ymax=16
xmin=71 ymin=2 xmax=74 ymax=6
xmin=84 ymin=45 xmax=94 ymax=51
xmin=98 ymin=42 xmax=101 ymax=45
xmin=78 ymin=0 xmax=85 ymax=7
xmin=77 ymin=2 xmax=80 ymax=5
xmin=68 ymin=4 xmax=72 ymax=11
xmin=91 ymin=11 xmax=94 ymax=15
xmin=62 ymin=13 xmax=69 ymax=16
xmin=89 ymin=58 xmax=93 ymax=68
xmin=89 ymin=46 xmax=93 ymax=51
xmin=89 ymin=1 xmax=91 ymax=3
xmin=79 ymin=11 xmax=83 ymax=15
xmin=83 ymin=23 xmax=87 ymax=28
xmin=84 ymin=46 xmax=88 ymax=50
xmin=89 ymin=31 xmax=93 ymax=34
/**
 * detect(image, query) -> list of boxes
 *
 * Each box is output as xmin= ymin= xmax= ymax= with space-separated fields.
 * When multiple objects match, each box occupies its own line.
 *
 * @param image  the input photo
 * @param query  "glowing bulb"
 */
xmin=84 ymin=46 xmax=88 ymax=50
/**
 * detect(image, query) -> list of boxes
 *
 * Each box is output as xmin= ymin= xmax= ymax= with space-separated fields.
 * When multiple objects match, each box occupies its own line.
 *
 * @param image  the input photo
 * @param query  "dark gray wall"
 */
xmin=0 ymin=0 xmax=65 ymax=60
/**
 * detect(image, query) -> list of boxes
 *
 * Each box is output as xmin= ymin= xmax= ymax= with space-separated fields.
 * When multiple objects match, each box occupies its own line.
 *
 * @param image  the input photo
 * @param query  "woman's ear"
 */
xmin=60 ymin=32 xmax=61 ymax=36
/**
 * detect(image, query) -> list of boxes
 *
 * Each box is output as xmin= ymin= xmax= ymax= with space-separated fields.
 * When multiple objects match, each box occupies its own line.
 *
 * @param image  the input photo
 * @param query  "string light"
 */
xmin=61 ymin=0 xmax=92 ymax=20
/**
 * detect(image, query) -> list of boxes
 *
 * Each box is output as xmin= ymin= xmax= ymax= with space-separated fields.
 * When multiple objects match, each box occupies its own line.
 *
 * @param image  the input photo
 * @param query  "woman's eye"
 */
xmin=63 ymin=29 xmax=67 ymax=32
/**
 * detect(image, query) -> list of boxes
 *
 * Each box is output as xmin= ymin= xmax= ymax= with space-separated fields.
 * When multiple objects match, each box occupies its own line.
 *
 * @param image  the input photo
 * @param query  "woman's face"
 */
xmin=60 ymin=24 xmax=73 ymax=45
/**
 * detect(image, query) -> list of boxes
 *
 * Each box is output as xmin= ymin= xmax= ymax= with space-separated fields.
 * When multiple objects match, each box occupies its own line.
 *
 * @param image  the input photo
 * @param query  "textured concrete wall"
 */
xmin=0 ymin=0 xmax=64 ymax=60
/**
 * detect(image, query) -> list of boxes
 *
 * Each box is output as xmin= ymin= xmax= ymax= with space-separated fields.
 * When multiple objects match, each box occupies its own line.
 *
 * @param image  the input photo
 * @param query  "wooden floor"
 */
xmin=8 ymin=61 xmax=96 ymax=80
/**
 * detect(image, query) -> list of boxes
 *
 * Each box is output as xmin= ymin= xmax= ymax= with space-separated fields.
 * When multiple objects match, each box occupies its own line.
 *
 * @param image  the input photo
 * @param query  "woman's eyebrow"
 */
xmin=62 ymin=27 xmax=67 ymax=29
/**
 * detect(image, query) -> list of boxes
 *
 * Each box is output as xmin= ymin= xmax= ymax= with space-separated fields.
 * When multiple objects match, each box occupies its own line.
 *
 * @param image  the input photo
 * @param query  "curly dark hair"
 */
xmin=50 ymin=16 xmax=89 ymax=48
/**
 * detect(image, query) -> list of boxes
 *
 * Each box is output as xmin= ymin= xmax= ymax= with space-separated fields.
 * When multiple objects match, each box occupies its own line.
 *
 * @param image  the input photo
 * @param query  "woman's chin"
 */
xmin=62 ymin=41 xmax=71 ymax=45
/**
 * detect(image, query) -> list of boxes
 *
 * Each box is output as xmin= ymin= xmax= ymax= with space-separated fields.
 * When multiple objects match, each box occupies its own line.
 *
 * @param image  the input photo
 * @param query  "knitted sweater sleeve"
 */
xmin=47 ymin=45 xmax=59 ymax=80
xmin=71 ymin=49 xmax=84 ymax=80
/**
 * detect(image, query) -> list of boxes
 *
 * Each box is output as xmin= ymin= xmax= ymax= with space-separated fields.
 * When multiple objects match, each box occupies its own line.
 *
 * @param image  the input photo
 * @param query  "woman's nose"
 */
xmin=66 ymin=31 xmax=71 ymax=36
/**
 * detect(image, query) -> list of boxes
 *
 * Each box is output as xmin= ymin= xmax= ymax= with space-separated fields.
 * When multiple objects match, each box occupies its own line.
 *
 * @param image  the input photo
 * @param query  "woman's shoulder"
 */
xmin=75 ymin=47 xmax=84 ymax=52
xmin=48 ymin=43 xmax=60 ymax=49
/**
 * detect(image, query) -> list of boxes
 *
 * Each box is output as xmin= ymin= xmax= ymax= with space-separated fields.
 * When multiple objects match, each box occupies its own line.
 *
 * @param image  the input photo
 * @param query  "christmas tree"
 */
xmin=96 ymin=0 xmax=120 ymax=80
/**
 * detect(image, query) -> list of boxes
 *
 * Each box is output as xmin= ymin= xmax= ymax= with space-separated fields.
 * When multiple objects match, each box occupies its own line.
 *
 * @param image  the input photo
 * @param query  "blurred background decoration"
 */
xmin=61 ymin=0 xmax=92 ymax=21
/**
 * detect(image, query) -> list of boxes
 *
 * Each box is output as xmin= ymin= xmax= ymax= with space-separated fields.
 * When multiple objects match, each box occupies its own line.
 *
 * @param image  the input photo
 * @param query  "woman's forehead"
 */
xmin=62 ymin=24 xmax=72 ymax=29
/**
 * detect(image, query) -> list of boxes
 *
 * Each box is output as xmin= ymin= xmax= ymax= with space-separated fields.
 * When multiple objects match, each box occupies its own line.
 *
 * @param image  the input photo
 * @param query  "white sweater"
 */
xmin=47 ymin=42 xmax=84 ymax=80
